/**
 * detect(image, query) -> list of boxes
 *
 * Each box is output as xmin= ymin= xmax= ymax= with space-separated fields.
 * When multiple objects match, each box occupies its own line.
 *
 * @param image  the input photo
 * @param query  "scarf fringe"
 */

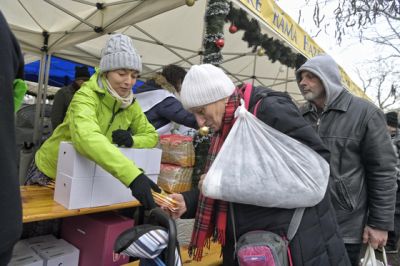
xmin=216 ymin=228 xmax=226 ymax=246
xmin=188 ymin=231 xmax=226 ymax=261
xmin=188 ymin=237 xmax=213 ymax=261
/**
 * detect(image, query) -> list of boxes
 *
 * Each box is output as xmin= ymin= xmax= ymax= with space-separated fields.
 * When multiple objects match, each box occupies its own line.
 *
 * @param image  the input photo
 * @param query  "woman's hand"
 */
xmin=160 ymin=193 xmax=187 ymax=219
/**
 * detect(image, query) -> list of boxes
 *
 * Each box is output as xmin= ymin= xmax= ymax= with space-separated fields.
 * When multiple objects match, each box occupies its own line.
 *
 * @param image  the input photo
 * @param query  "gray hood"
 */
xmin=296 ymin=54 xmax=344 ymax=108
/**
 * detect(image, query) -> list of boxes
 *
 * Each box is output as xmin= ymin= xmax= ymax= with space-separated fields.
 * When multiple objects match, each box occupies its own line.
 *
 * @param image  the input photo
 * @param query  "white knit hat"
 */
xmin=99 ymin=34 xmax=142 ymax=73
xmin=181 ymin=64 xmax=235 ymax=109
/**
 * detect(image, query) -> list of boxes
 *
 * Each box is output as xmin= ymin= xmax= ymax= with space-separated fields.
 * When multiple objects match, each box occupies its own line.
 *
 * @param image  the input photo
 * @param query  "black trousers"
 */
xmin=345 ymin=243 xmax=362 ymax=266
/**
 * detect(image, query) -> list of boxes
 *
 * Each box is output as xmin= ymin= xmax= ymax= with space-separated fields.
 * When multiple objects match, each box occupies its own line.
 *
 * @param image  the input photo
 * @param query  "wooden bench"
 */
xmin=21 ymin=185 xmax=141 ymax=223
xmin=21 ymin=186 xmax=223 ymax=265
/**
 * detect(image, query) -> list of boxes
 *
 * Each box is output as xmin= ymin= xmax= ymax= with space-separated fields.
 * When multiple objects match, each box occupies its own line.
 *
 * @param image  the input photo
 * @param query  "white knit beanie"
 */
xmin=99 ymin=34 xmax=142 ymax=73
xmin=181 ymin=64 xmax=235 ymax=109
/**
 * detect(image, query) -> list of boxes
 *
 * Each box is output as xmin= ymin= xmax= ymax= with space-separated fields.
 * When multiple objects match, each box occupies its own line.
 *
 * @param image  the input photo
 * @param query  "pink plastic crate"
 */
xmin=61 ymin=212 xmax=134 ymax=266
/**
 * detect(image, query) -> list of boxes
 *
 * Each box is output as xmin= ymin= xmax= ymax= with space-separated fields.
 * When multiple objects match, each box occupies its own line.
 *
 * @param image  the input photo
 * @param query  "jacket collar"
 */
xmin=90 ymin=71 xmax=122 ymax=111
xmin=302 ymin=90 xmax=352 ymax=115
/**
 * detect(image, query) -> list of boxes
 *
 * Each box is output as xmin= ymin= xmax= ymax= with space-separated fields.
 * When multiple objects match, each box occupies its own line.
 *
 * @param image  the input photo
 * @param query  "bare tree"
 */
xmin=297 ymin=0 xmax=400 ymax=110
xmin=362 ymin=16 xmax=400 ymax=59
xmin=356 ymin=57 xmax=400 ymax=110
xmin=308 ymin=0 xmax=400 ymax=44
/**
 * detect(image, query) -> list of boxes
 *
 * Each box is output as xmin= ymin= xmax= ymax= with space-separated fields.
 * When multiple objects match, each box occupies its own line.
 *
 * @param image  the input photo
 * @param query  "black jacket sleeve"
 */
xmin=252 ymin=92 xmax=330 ymax=162
xmin=0 ymin=11 xmax=23 ymax=264
xmin=51 ymin=89 xmax=67 ymax=130
xmin=181 ymin=188 xmax=200 ymax=219
xmin=156 ymin=97 xmax=198 ymax=129
xmin=361 ymin=110 xmax=397 ymax=231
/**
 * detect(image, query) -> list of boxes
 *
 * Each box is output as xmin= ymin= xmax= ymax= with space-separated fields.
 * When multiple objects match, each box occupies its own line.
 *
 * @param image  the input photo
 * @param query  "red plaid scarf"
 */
xmin=189 ymin=87 xmax=242 ymax=261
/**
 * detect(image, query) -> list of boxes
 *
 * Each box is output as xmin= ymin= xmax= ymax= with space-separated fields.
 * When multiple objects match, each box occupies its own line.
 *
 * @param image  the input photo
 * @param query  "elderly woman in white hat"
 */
xmin=27 ymin=34 xmax=160 ymax=210
xmin=162 ymin=64 xmax=350 ymax=265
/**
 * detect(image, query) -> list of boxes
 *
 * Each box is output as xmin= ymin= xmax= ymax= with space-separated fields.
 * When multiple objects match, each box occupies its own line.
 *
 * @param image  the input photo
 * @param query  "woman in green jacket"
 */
xmin=26 ymin=34 xmax=160 ymax=210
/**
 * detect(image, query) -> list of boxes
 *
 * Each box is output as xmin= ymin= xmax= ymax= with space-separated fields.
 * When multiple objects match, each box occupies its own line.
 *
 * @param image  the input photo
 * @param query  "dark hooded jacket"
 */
xmin=135 ymin=74 xmax=197 ymax=134
xmin=0 ymin=11 xmax=23 ymax=265
xmin=297 ymin=54 xmax=397 ymax=244
xmin=183 ymin=86 xmax=350 ymax=265
xmin=51 ymin=82 xmax=80 ymax=130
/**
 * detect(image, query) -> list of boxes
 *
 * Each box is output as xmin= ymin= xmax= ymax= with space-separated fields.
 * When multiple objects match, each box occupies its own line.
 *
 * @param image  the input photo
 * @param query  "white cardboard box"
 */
xmin=8 ymin=241 xmax=43 ymax=266
xmin=31 ymin=239 xmax=79 ymax=266
xmin=55 ymin=142 xmax=162 ymax=209
xmin=94 ymin=148 xmax=162 ymax=176
xmin=54 ymin=173 xmax=93 ymax=209
xmin=91 ymin=173 xmax=159 ymax=207
xmin=57 ymin=142 xmax=95 ymax=178
xmin=20 ymin=235 xmax=57 ymax=248
xmin=91 ymin=175 xmax=132 ymax=206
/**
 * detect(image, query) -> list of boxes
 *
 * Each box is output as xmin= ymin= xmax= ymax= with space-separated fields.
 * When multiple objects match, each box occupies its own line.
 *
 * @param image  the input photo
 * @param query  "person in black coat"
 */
xmin=51 ymin=66 xmax=90 ymax=130
xmin=297 ymin=54 xmax=397 ymax=265
xmin=0 ymin=11 xmax=24 ymax=265
xmin=385 ymin=111 xmax=400 ymax=253
xmin=160 ymin=64 xmax=350 ymax=266
xmin=135 ymin=65 xmax=197 ymax=135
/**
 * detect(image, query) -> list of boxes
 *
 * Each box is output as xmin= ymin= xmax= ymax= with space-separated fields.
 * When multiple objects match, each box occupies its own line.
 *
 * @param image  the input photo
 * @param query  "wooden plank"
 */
xmin=123 ymin=242 xmax=222 ymax=266
xmin=21 ymin=186 xmax=141 ymax=223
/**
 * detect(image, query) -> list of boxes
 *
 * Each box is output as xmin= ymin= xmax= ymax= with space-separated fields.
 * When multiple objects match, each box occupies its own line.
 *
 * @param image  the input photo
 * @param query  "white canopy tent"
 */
xmin=55 ymin=0 xmax=302 ymax=98
xmin=2 ymin=0 xmax=184 ymax=145
xmin=2 ymin=0 xmax=357 ymax=144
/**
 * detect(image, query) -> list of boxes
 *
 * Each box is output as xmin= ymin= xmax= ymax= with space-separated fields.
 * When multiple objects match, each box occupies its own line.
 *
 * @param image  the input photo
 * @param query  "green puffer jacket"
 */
xmin=35 ymin=70 xmax=158 ymax=186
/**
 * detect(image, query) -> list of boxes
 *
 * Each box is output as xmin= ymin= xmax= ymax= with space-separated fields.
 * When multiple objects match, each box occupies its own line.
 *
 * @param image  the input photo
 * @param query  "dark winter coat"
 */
xmin=298 ymin=54 xmax=397 ymax=244
xmin=182 ymin=86 xmax=350 ymax=266
xmin=135 ymin=75 xmax=197 ymax=131
xmin=51 ymin=82 xmax=80 ymax=130
xmin=0 ymin=11 xmax=23 ymax=265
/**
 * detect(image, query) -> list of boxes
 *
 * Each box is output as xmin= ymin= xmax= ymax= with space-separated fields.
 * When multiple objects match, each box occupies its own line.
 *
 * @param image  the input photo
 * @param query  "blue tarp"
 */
xmin=24 ymin=56 xmax=144 ymax=91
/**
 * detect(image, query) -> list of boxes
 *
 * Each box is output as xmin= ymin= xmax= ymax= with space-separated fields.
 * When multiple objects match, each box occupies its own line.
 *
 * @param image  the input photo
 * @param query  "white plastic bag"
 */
xmin=202 ymin=102 xmax=330 ymax=208
xmin=360 ymin=244 xmax=388 ymax=266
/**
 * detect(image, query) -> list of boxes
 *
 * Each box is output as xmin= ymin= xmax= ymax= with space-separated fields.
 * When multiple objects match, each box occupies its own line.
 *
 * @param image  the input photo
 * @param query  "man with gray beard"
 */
xmin=297 ymin=54 xmax=398 ymax=266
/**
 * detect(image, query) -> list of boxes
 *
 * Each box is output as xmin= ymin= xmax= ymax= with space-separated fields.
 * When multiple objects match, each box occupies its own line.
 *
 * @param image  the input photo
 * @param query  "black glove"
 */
xmin=129 ymin=173 xmax=161 ymax=210
xmin=112 ymin=129 xmax=133 ymax=147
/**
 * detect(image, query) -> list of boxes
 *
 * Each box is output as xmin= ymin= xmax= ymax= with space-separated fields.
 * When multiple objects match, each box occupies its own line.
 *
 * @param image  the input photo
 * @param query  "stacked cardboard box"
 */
xmin=54 ymin=142 xmax=162 ymax=209
xmin=61 ymin=212 xmax=133 ymax=266
xmin=10 ymin=235 xmax=79 ymax=266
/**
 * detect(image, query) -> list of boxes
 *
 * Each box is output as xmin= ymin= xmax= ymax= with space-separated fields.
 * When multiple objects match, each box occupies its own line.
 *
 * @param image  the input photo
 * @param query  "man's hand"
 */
xmin=160 ymin=193 xmax=187 ymax=220
xmin=363 ymin=225 xmax=388 ymax=249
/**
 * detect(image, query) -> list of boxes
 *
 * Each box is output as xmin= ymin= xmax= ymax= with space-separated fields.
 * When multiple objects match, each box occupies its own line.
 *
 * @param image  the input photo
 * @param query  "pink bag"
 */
xmin=236 ymin=231 xmax=289 ymax=266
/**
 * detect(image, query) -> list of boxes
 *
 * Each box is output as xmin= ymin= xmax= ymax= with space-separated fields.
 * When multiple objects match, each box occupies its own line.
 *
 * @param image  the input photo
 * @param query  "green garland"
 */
xmin=202 ymin=0 xmax=307 ymax=69
xmin=203 ymin=0 xmax=230 ymax=64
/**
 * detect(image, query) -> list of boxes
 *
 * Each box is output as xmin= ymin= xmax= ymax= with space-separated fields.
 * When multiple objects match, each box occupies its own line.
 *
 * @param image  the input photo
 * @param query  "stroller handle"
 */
xmin=149 ymin=207 xmax=177 ymax=266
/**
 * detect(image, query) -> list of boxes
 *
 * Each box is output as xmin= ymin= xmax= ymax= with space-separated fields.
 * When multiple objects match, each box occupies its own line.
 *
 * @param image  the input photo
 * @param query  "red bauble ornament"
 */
xmin=229 ymin=24 xmax=238 ymax=33
xmin=215 ymin=38 xmax=225 ymax=48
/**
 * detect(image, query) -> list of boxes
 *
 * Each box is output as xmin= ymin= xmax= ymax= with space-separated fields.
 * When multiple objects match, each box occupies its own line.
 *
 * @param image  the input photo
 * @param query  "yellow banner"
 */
xmin=237 ymin=0 xmax=368 ymax=99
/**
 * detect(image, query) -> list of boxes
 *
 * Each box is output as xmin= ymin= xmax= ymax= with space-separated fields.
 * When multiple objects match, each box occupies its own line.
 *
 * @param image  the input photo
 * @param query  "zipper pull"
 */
xmin=317 ymin=118 xmax=320 ymax=126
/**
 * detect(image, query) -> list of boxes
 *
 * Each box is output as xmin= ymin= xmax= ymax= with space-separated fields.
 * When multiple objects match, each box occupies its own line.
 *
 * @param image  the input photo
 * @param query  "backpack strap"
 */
xmin=242 ymin=83 xmax=253 ymax=110
xmin=241 ymin=83 xmax=262 ymax=116
xmin=241 ymin=84 xmax=290 ymax=116
xmin=287 ymin=207 xmax=305 ymax=241
xmin=230 ymin=203 xmax=305 ymax=250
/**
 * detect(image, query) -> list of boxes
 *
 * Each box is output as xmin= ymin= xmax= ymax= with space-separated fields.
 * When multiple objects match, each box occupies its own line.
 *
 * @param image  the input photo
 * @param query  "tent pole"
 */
xmin=252 ymin=54 xmax=257 ymax=86
xmin=38 ymin=54 xmax=52 ymax=141
xmin=32 ymin=51 xmax=48 ymax=147
xmin=285 ymin=66 xmax=289 ymax=92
